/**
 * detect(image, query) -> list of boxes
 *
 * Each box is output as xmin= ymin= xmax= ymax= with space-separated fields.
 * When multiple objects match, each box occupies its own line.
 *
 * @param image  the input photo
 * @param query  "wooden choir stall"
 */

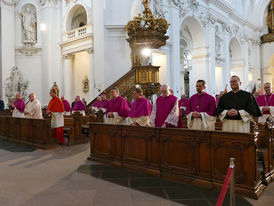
xmin=0 ymin=112 xmax=104 ymax=149
xmin=88 ymin=119 xmax=274 ymax=199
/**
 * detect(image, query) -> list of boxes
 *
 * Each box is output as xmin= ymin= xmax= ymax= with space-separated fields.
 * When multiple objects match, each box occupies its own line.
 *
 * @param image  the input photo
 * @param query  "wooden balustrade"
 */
xmin=88 ymin=122 xmax=274 ymax=199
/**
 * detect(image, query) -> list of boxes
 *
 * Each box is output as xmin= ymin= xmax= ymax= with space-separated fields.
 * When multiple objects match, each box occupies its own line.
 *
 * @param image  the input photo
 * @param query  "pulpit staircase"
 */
xmin=87 ymin=65 xmax=160 ymax=111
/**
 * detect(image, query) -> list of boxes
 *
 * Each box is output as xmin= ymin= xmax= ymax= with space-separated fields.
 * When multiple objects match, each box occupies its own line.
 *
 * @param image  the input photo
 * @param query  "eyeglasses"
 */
xmin=230 ymin=80 xmax=239 ymax=83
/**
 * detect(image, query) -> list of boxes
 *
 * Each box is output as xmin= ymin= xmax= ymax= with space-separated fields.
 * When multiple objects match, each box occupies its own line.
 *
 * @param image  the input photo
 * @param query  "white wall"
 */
xmin=73 ymin=51 xmax=90 ymax=101
xmin=15 ymin=55 xmax=43 ymax=103
xmin=152 ymin=52 xmax=167 ymax=85
xmin=1 ymin=3 xmax=15 ymax=105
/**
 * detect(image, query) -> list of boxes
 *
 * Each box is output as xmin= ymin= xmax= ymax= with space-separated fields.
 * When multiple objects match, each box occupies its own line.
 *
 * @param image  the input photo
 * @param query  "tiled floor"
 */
xmin=77 ymin=164 xmax=252 ymax=206
xmin=0 ymin=140 xmax=273 ymax=206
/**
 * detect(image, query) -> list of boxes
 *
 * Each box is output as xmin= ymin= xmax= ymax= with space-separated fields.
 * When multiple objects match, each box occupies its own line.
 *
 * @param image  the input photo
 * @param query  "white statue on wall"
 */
xmin=19 ymin=6 xmax=37 ymax=42
xmin=5 ymin=67 xmax=29 ymax=103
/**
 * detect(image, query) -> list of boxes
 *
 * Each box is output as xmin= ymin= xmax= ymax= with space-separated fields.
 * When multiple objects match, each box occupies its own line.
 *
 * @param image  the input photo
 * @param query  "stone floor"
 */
xmin=0 ymin=139 xmax=273 ymax=206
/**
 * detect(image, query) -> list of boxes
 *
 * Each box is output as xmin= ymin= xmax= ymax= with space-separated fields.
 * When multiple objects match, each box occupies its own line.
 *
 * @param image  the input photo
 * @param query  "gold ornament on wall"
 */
xmin=82 ymin=75 xmax=89 ymax=93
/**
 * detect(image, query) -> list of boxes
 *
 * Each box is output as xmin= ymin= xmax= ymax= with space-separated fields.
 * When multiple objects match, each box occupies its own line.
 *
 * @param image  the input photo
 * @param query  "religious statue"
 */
xmin=51 ymin=82 xmax=59 ymax=97
xmin=19 ymin=6 xmax=37 ymax=42
xmin=82 ymin=76 xmax=89 ymax=93
xmin=267 ymin=0 xmax=274 ymax=33
xmin=5 ymin=67 xmax=29 ymax=104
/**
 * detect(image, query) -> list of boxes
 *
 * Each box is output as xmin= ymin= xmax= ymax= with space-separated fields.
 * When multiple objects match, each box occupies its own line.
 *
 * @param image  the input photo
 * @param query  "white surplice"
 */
xmin=219 ymin=110 xmax=253 ymax=133
xmin=51 ymin=112 xmax=64 ymax=128
xmin=187 ymin=112 xmax=216 ymax=131
xmin=24 ymin=99 xmax=43 ymax=119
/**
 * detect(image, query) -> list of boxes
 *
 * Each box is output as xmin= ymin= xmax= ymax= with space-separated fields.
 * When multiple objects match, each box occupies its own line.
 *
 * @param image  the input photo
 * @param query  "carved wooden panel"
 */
xmin=160 ymin=129 xmax=201 ymax=176
xmin=211 ymin=132 xmax=256 ymax=187
xmin=121 ymin=126 xmax=159 ymax=169
xmin=90 ymin=124 xmax=121 ymax=162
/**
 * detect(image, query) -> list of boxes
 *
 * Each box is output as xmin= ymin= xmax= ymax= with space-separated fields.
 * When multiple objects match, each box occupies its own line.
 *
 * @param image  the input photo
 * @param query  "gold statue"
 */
xmin=51 ymin=82 xmax=59 ymax=97
xmin=267 ymin=0 xmax=274 ymax=33
xmin=142 ymin=0 xmax=151 ymax=9
xmin=82 ymin=75 xmax=89 ymax=93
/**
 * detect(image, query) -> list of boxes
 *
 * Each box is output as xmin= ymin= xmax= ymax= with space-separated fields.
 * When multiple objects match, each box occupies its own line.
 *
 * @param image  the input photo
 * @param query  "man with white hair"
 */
xmin=256 ymin=82 xmax=274 ymax=123
xmin=11 ymin=93 xmax=25 ymax=118
xmin=24 ymin=93 xmax=43 ymax=119
xmin=150 ymin=84 xmax=181 ymax=128
xmin=216 ymin=75 xmax=261 ymax=133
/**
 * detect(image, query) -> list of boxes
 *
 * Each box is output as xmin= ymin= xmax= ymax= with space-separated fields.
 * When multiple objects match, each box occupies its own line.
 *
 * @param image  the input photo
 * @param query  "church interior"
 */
xmin=0 ymin=0 xmax=274 ymax=205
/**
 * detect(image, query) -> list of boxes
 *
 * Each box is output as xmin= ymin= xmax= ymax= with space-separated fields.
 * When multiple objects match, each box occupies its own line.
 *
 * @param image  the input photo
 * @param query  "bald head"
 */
xmin=160 ymin=84 xmax=170 ymax=97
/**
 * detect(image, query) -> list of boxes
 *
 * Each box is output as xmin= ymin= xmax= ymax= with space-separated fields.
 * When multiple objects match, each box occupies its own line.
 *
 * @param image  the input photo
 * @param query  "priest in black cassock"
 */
xmin=216 ymin=75 xmax=261 ymax=133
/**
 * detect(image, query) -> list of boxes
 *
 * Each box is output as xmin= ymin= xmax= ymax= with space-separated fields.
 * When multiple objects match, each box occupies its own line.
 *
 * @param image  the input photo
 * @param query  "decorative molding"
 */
xmin=16 ymin=43 xmax=42 ymax=56
xmin=170 ymin=0 xmax=199 ymax=17
xmin=0 ymin=0 xmax=18 ymax=6
xmin=62 ymin=54 xmax=74 ymax=60
xmin=86 ymin=48 xmax=94 ymax=54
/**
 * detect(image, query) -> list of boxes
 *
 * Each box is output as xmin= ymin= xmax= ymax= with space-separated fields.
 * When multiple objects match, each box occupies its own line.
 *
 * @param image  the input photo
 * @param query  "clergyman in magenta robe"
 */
xmin=12 ymin=93 xmax=26 ymax=118
xmin=100 ymin=94 xmax=109 ymax=113
xmin=179 ymin=95 xmax=188 ymax=111
xmin=256 ymin=82 xmax=274 ymax=123
xmin=92 ymin=96 xmax=102 ymax=112
xmin=61 ymin=96 xmax=71 ymax=115
xmin=107 ymin=87 xmax=129 ymax=125
xmin=186 ymin=80 xmax=216 ymax=131
xmin=150 ymin=84 xmax=181 ymax=128
xmin=72 ymin=96 xmax=86 ymax=116
xmin=129 ymin=88 xmax=152 ymax=126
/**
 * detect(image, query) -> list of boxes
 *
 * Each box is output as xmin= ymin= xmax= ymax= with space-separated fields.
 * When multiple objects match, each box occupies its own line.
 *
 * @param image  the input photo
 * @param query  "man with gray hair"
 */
xmin=24 ymin=93 xmax=43 ymax=119
xmin=107 ymin=87 xmax=129 ymax=124
xmin=150 ymin=84 xmax=181 ymax=128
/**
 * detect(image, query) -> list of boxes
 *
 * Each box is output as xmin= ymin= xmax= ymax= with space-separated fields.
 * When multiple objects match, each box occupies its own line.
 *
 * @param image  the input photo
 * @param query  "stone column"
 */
xmin=223 ymin=30 xmax=231 ymax=87
xmin=205 ymin=18 xmax=217 ymax=95
xmin=63 ymin=54 xmax=74 ymax=102
xmin=93 ymin=0 xmax=105 ymax=95
xmin=241 ymin=41 xmax=249 ymax=89
xmin=87 ymin=48 xmax=95 ymax=99
xmin=168 ymin=5 xmax=181 ymax=97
